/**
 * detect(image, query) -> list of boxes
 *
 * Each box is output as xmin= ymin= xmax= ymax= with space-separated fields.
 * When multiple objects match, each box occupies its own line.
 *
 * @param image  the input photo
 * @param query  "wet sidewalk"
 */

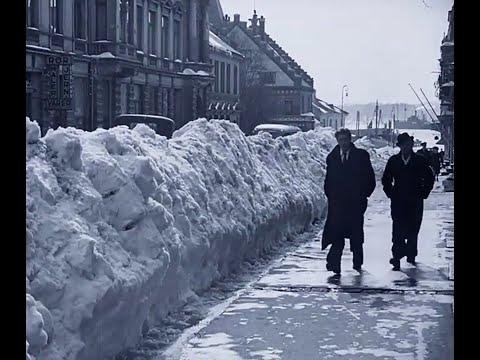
xmin=160 ymin=185 xmax=454 ymax=360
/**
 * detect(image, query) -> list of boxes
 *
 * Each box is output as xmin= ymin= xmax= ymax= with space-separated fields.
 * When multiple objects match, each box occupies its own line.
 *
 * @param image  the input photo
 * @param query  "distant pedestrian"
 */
xmin=382 ymin=133 xmax=435 ymax=271
xmin=439 ymin=149 xmax=445 ymax=167
xmin=416 ymin=142 xmax=432 ymax=166
xmin=430 ymin=147 xmax=442 ymax=181
xmin=322 ymin=128 xmax=376 ymax=274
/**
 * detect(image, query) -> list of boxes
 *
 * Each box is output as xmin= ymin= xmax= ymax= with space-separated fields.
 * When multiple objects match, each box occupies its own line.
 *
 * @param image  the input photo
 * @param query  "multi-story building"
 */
xmin=26 ymin=0 xmax=213 ymax=134
xmin=207 ymin=30 xmax=244 ymax=124
xmin=437 ymin=3 xmax=454 ymax=161
xmin=207 ymin=5 xmax=315 ymax=133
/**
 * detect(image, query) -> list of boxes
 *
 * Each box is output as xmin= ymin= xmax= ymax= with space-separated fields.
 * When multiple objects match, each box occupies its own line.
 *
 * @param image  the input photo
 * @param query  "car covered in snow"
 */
xmin=252 ymin=124 xmax=301 ymax=138
xmin=114 ymin=114 xmax=175 ymax=139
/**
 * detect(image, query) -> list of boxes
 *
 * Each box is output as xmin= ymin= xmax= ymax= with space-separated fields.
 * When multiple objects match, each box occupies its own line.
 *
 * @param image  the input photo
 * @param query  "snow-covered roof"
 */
xmin=209 ymin=31 xmax=244 ymax=57
xmin=180 ymin=68 xmax=212 ymax=77
xmin=301 ymin=112 xmax=315 ymax=117
xmin=314 ymin=98 xmax=339 ymax=114
xmin=91 ymin=52 xmax=115 ymax=59
xmin=313 ymin=103 xmax=329 ymax=114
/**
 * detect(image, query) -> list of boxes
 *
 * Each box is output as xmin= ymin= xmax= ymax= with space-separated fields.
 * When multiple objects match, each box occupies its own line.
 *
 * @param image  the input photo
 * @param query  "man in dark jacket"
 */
xmin=416 ymin=142 xmax=432 ymax=166
xmin=430 ymin=146 xmax=442 ymax=181
xmin=382 ymin=133 xmax=435 ymax=271
xmin=322 ymin=128 xmax=376 ymax=274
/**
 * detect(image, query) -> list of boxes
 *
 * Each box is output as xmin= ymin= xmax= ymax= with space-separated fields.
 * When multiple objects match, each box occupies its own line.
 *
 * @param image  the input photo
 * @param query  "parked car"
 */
xmin=252 ymin=124 xmax=301 ymax=138
xmin=114 ymin=114 xmax=175 ymax=139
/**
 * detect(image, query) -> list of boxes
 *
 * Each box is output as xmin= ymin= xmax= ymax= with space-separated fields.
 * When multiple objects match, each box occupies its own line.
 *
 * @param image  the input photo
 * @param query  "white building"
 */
xmin=312 ymin=97 xmax=348 ymax=129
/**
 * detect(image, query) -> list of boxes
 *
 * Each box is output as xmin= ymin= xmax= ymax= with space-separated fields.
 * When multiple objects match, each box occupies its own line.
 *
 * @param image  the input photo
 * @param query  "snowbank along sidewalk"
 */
xmin=26 ymin=118 xmax=342 ymax=360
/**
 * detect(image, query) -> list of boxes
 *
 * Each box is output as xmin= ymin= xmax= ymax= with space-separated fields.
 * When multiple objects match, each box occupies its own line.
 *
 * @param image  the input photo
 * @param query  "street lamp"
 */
xmin=341 ymin=85 xmax=348 ymax=128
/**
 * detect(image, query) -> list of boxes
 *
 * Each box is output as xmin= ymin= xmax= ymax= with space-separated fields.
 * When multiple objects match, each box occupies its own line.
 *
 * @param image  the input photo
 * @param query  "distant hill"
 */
xmin=343 ymin=102 xmax=440 ymax=129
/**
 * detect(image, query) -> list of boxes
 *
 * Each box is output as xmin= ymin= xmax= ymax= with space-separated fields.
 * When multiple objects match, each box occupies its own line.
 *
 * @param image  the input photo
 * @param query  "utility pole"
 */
xmin=341 ymin=85 xmax=348 ymax=127
xmin=375 ymin=100 xmax=379 ymax=137
xmin=392 ymin=113 xmax=396 ymax=148
xmin=356 ymin=110 xmax=360 ymax=137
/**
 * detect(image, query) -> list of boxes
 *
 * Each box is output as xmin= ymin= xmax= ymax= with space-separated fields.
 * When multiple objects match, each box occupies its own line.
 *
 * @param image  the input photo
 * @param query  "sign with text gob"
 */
xmin=44 ymin=55 xmax=73 ymax=110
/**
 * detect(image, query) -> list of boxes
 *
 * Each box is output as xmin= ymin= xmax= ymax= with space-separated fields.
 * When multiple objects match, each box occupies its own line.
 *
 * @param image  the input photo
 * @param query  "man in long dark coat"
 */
xmin=322 ymin=128 xmax=376 ymax=274
xmin=382 ymin=133 xmax=435 ymax=271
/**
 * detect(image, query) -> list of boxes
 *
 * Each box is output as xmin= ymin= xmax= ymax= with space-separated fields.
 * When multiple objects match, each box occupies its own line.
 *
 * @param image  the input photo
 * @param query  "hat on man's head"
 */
xmin=396 ymin=132 xmax=414 ymax=147
xmin=421 ymin=142 xmax=427 ymax=146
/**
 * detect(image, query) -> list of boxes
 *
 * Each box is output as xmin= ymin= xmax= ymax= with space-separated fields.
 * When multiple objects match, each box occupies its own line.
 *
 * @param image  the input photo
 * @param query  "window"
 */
xmin=74 ymin=0 xmax=86 ymax=39
xmin=220 ymin=62 xmax=225 ymax=93
xmin=148 ymin=10 xmax=157 ymax=54
xmin=260 ymin=71 xmax=276 ymax=84
xmin=173 ymin=19 xmax=181 ymax=59
xmin=132 ymin=85 xmax=144 ymax=113
xmin=329 ymin=119 xmax=332 ymax=127
xmin=285 ymin=99 xmax=293 ymax=115
xmin=162 ymin=15 xmax=170 ymax=58
xmin=233 ymin=65 xmax=238 ymax=95
xmin=137 ymin=4 xmax=143 ymax=49
xmin=226 ymin=64 xmax=231 ymax=94
xmin=96 ymin=0 xmax=107 ymax=40
xmin=120 ymin=0 xmax=134 ymax=44
xmin=27 ymin=0 xmax=39 ymax=28
xmin=50 ymin=0 xmax=63 ymax=34
xmin=214 ymin=61 xmax=219 ymax=93
xmin=301 ymin=96 xmax=304 ymax=113
xmin=149 ymin=87 xmax=157 ymax=114
xmin=153 ymin=88 xmax=160 ymax=114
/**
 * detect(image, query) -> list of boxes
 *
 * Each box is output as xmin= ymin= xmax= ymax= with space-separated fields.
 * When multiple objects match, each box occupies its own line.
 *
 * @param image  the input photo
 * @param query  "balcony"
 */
xmin=147 ymin=55 xmax=157 ymax=67
xmin=26 ymin=28 xmax=40 ymax=44
xmin=75 ymin=39 xmax=87 ymax=53
xmin=184 ymin=61 xmax=213 ymax=73
xmin=90 ymin=41 xmax=137 ymax=60
xmin=51 ymin=34 xmax=64 ymax=48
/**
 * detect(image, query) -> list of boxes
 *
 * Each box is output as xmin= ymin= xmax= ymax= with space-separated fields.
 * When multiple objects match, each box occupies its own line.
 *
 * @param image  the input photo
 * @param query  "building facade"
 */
xmin=437 ymin=3 xmax=454 ymax=161
xmin=207 ymin=6 xmax=315 ymax=133
xmin=26 ymin=0 xmax=213 ymax=134
xmin=207 ymin=30 xmax=243 ymax=124
xmin=312 ymin=97 xmax=348 ymax=129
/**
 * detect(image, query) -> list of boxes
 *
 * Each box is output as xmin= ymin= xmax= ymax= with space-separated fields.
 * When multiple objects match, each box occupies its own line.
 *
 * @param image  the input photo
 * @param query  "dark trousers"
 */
xmin=391 ymin=199 xmax=424 ymax=260
xmin=327 ymin=237 xmax=364 ymax=269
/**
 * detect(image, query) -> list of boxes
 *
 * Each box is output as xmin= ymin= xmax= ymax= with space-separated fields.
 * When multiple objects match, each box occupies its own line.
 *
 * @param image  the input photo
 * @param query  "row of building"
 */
xmin=436 ymin=3 xmax=454 ymax=161
xmin=26 ymin=0 xmax=347 ymax=135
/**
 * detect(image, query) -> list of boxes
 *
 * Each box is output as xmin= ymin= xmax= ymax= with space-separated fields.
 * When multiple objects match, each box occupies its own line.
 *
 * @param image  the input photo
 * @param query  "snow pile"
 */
xmin=26 ymin=117 xmax=40 ymax=144
xmin=26 ymin=119 xmax=337 ymax=360
xmin=355 ymin=136 xmax=398 ymax=178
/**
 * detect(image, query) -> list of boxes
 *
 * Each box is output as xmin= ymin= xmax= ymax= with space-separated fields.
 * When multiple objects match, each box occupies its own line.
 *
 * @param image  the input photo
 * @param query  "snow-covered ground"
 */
xmin=26 ymin=117 xmax=396 ymax=360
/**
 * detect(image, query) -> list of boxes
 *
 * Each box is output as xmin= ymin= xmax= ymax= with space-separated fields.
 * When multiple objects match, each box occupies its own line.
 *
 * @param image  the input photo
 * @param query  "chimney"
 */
xmin=234 ymin=14 xmax=240 ymax=24
xmin=250 ymin=10 xmax=258 ymax=34
xmin=259 ymin=16 xmax=265 ymax=40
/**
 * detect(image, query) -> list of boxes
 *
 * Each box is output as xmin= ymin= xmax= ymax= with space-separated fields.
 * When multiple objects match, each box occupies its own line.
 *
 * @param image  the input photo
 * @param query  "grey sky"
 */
xmin=218 ymin=0 xmax=453 ymax=106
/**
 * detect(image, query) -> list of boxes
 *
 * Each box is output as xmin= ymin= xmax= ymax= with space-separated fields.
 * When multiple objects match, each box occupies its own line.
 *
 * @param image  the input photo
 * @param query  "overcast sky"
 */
xmin=218 ymin=0 xmax=453 ymax=106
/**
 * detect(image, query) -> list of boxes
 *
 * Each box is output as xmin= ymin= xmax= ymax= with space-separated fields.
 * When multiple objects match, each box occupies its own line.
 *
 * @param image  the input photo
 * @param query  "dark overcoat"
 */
xmin=321 ymin=144 xmax=376 ymax=250
xmin=381 ymin=152 xmax=435 ymax=238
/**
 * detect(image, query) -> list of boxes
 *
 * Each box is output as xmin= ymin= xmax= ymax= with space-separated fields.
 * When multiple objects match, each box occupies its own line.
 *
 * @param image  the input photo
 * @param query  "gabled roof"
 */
xmin=224 ymin=20 xmax=314 ymax=87
xmin=313 ymin=98 xmax=349 ymax=115
xmin=209 ymin=30 xmax=244 ymax=58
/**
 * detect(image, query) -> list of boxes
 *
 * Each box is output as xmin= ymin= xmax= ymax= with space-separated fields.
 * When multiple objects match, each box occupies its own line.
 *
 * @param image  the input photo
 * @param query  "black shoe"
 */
xmin=353 ymin=264 xmax=362 ymax=272
xmin=407 ymin=257 xmax=416 ymax=266
xmin=326 ymin=263 xmax=341 ymax=274
xmin=389 ymin=258 xmax=400 ymax=271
